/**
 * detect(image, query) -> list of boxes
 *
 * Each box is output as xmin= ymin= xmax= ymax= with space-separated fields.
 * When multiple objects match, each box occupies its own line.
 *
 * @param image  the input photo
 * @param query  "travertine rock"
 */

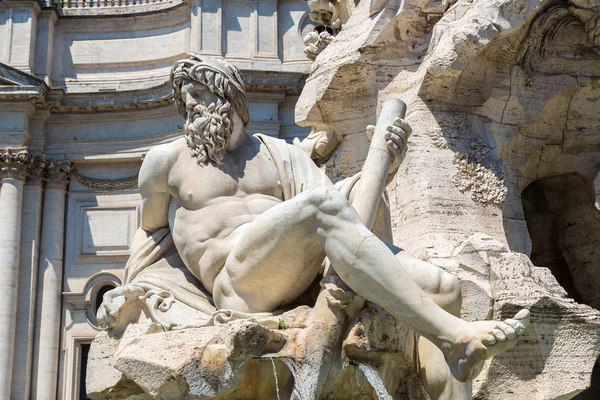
xmin=88 ymin=303 xmax=418 ymax=400
xmin=295 ymin=0 xmax=600 ymax=398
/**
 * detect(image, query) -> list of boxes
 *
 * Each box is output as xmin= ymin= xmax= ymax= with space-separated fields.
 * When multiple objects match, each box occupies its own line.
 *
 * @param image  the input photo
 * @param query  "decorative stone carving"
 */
xmin=26 ymin=157 xmax=46 ymax=185
xmin=0 ymin=149 xmax=32 ymax=181
xmin=452 ymin=145 xmax=507 ymax=205
xmin=75 ymin=173 xmax=138 ymax=190
xmin=301 ymin=0 xmax=346 ymax=59
xmin=303 ymin=28 xmax=336 ymax=60
xmin=44 ymin=159 xmax=72 ymax=188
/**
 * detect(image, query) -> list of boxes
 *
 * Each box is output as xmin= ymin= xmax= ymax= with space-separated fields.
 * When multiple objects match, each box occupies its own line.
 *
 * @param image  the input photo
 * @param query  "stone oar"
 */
xmin=353 ymin=98 xmax=407 ymax=229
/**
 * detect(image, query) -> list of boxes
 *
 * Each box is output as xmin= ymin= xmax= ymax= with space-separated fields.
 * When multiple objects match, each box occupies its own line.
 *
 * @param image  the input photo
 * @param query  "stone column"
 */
xmin=12 ymin=159 xmax=45 ymax=400
xmin=0 ymin=150 xmax=31 ymax=399
xmin=32 ymin=160 xmax=71 ymax=400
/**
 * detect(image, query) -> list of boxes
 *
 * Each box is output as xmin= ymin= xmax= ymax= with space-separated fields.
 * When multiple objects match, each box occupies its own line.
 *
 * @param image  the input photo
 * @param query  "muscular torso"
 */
xmin=165 ymin=136 xmax=284 ymax=292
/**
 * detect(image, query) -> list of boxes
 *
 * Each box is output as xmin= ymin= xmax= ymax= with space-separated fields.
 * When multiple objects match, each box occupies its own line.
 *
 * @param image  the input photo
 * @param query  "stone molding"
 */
xmin=0 ymin=149 xmax=33 ymax=181
xmin=44 ymin=159 xmax=72 ymax=189
xmin=75 ymin=172 xmax=138 ymax=190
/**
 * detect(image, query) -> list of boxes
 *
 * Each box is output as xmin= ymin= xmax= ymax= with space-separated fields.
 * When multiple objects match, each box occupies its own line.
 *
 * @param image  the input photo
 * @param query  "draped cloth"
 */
xmin=117 ymin=134 xmax=390 ymax=329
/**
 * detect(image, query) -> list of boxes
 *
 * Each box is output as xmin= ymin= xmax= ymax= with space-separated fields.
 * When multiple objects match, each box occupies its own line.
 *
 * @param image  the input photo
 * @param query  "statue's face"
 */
xmin=180 ymin=79 xmax=240 ymax=166
xmin=181 ymin=80 xmax=219 ymax=115
xmin=179 ymin=79 xmax=246 ymax=166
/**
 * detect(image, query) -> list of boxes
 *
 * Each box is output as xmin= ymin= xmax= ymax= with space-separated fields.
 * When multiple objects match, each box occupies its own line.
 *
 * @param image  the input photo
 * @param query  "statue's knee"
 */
xmin=440 ymin=272 xmax=462 ymax=314
xmin=301 ymin=187 xmax=331 ymax=206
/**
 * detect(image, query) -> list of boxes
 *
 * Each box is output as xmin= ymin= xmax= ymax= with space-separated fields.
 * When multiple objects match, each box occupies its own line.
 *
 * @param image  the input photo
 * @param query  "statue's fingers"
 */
xmin=387 ymin=140 xmax=401 ymax=155
xmin=386 ymin=125 xmax=409 ymax=142
xmin=502 ymin=325 xmax=517 ymax=339
xmin=393 ymin=118 xmax=412 ymax=137
xmin=385 ymin=132 xmax=407 ymax=153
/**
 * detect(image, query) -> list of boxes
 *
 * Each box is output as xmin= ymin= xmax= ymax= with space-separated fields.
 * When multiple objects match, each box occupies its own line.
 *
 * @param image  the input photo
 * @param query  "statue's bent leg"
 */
xmin=215 ymin=186 xmax=529 ymax=382
xmin=212 ymin=190 xmax=327 ymax=313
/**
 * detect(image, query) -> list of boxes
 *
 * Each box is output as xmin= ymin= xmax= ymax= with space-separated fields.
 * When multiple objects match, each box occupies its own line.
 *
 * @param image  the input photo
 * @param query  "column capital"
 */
xmin=0 ymin=149 xmax=33 ymax=182
xmin=44 ymin=159 xmax=72 ymax=189
xmin=26 ymin=157 xmax=46 ymax=185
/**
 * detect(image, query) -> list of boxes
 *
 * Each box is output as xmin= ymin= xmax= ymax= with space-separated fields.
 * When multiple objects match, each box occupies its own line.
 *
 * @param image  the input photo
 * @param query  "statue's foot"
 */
xmin=442 ymin=309 xmax=530 ymax=382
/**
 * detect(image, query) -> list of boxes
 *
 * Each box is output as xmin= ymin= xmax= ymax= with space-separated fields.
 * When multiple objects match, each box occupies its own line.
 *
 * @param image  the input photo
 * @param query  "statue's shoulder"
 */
xmin=143 ymin=138 xmax=185 ymax=168
xmin=139 ymin=138 xmax=186 ymax=189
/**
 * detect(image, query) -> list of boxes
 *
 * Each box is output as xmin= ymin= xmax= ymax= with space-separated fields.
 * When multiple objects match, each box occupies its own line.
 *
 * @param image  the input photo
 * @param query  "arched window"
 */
xmin=93 ymin=284 xmax=116 ymax=316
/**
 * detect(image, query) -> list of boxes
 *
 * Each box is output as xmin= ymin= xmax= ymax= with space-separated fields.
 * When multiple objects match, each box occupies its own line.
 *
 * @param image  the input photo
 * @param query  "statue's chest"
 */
xmin=168 ymin=153 xmax=282 ymax=210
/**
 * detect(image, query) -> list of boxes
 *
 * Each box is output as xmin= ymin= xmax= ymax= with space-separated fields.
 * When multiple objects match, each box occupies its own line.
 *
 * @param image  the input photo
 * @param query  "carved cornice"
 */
xmin=44 ymin=159 xmax=72 ymax=188
xmin=75 ymin=172 xmax=138 ymax=190
xmin=0 ymin=149 xmax=33 ymax=181
xmin=45 ymin=97 xmax=174 ymax=115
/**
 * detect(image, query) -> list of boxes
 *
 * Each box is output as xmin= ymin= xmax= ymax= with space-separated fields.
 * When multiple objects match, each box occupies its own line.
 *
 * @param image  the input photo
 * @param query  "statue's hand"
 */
xmin=365 ymin=117 xmax=412 ymax=177
xmin=385 ymin=117 xmax=412 ymax=169
xmin=96 ymin=285 xmax=145 ymax=330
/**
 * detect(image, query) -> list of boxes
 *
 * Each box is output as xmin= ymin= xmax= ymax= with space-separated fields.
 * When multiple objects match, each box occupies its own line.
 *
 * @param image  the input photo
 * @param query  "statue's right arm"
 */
xmin=97 ymin=144 xmax=177 ymax=330
xmin=131 ymin=144 xmax=177 ymax=249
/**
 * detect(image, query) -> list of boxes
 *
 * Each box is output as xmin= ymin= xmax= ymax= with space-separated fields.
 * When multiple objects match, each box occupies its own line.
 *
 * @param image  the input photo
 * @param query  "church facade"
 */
xmin=0 ymin=1 xmax=314 ymax=399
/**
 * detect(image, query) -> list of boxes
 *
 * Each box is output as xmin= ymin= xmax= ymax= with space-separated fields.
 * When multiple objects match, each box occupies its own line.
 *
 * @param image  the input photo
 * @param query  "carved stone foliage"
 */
xmin=452 ymin=146 xmax=507 ymax=205
xmin=26 ymin=157 xmax=47 ymax=184
xmin=427 ymin=117 xmax=507 ymax=205
xmin=75 ymin=173 xmax=138 ymax=190
xmin=0 ymin=149 xmax=32 ymax=181
xmin=44 ymin=159 xmax=72 ymax=188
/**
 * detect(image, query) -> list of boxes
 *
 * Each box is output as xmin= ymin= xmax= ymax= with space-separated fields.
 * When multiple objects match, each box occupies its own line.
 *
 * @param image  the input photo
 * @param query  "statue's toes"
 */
xmin=501 ymin=324 xmax=517 ymax=339
xmin=491 ymin=328 xmax=506 ymax=341
xmin=504 ymin=319 xmax=525 ymax=335
xmin=482 ymin=333 xmax=497 ymax=346
xmin=514 ymin=309 xmax=531 ymax=328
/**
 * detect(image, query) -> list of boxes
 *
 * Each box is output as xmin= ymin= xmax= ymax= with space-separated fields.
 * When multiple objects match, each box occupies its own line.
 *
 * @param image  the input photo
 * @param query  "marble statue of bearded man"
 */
xmin=98 ymin=55 xmax=529 ymax=395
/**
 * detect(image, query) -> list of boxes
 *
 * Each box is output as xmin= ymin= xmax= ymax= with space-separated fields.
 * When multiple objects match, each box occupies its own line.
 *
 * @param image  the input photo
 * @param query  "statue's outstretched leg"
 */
xmin=394 ymin=247 xmax=471 ymax=399
xmin=214 ymin=186 xmax=529 ymax=383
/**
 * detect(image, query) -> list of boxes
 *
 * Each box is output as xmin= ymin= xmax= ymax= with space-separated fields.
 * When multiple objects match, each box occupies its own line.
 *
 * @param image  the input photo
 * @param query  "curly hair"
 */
xmin=184 ymin=98 xmax=233 ymax=166
xmin=171 ymin=54 xmax=250 ymax=127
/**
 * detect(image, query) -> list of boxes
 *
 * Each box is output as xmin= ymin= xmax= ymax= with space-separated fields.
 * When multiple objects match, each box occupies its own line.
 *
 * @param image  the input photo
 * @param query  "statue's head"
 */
xmin=171 ymin=55 xmax=250 ymax=166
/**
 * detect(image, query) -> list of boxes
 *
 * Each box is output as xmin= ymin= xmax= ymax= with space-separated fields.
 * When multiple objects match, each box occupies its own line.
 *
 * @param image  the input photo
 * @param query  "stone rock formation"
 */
xmin=294 ymin=0 xmax=600 ymax=398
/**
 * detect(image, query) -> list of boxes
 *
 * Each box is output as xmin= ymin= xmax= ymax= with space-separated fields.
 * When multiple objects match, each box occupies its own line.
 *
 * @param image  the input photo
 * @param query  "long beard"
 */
xmin=184 ymin=99 xmax=233 ymax=166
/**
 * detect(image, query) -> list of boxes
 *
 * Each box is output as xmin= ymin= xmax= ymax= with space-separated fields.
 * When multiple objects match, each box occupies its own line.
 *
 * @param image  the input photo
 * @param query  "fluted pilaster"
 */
xmin=0 ymin=149 xmax=32 ymax=399
xmin=12 ymin=157 xmax=46 ymax=400
xmin=32 ymin=159 xmax=71 ymax=400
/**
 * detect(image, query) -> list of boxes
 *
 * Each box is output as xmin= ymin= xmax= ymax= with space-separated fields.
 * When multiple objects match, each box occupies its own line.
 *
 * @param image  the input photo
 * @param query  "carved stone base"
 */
xmin=87 ymin=302 xmax=418 ymax=400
